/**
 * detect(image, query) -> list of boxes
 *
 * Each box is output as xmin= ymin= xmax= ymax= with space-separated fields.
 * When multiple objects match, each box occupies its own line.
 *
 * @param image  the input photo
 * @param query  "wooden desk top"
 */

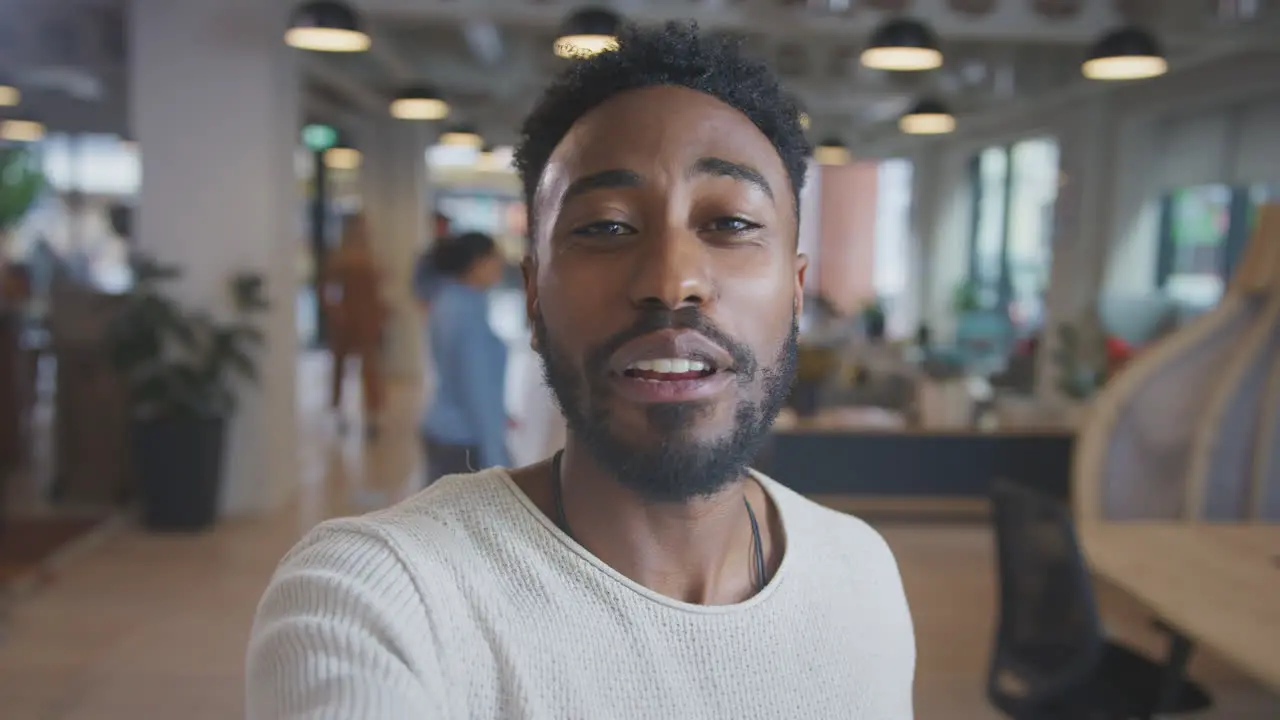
xmin=1080 ymin=523 xmax=1280 ymax=692
xmin=771 ymin=407 xmax=1073 ymax=437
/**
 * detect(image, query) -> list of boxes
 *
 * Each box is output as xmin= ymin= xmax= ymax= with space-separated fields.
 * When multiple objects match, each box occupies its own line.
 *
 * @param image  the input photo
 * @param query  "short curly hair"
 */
xmin=513 ymin=21 xmax=811 ymax=232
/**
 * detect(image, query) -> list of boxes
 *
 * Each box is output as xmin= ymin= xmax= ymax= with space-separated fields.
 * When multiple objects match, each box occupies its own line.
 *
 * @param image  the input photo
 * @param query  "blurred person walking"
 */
xmin=321 ymin=212 xmax=388 ymax=439
xmin=420 ymin=231 xmax=509 ymax=483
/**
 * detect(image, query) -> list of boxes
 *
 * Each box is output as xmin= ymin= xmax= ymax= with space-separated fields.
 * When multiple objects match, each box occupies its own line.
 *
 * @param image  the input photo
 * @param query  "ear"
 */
xmin=522 ymin=254 xmax=541 ymax=353
xmin=794 ymin=253 xmax=809 ymax=318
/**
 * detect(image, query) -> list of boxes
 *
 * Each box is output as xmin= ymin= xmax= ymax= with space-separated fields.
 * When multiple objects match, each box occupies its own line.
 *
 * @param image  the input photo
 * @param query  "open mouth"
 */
xmin=622 ymin=357 xmax=719 ymax=382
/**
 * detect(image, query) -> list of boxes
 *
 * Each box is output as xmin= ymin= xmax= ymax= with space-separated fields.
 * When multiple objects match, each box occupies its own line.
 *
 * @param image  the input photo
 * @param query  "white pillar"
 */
xmin=1035 ymin=96 xmax=1117 ymax=401
xmin=907 ymin=149 xmax=943 ymax=336
xmin=921 ymin=148 xmax=973 ymax=342
xmin=130 ymin=0 xmax=300 ymax=516
xmin=360 ymin=117 xmax=430 ymax=380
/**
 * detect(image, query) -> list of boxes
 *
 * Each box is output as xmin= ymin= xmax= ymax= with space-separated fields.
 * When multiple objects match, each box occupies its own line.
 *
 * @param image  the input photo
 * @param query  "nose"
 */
xmin=626 ymin=224 xmax=714 ymax=312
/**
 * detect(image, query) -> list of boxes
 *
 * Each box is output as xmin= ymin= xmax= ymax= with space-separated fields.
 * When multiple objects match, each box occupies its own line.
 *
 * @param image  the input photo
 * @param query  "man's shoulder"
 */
xmin=754 ymin=471 xmax=902 ymax=573
xmin=277 ymin=470 xmax=519 ymax=583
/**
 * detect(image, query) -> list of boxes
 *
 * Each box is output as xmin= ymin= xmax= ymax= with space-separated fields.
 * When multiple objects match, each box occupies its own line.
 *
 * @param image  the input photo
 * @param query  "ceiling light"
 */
xmin=324 ymin=143 xmax=361 ymax=170
xmin=439 ymin=125 xmax=483 ymax=150
xmin=815 ymin=138 xmax=851 ymax=166
xmin=554 ymin=8 xmax=622 ymax=59
xmin=285 ymin=1 xmax=371 ymax=53
xmin=1 ymin=117 xmax=45 ymax=143
xmin=1082 ymin=26 xmax=1168 ymax=81
xmin=477 ymin=144 xmax=514 ymax=171
xmin=390 ymin=87 xmax=449 ymax=121
xmin=0 ymin=85 xmax=19 ymax=107
xmin=861 ymin=18 xmax=943 ymax=72
xmin=899 ymin=99 xmax=955 ymax=135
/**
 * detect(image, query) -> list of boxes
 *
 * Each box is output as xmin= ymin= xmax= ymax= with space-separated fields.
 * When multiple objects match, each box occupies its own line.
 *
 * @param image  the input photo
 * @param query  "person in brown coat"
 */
xmin=321 ymin=213 xmax=387 ymax=438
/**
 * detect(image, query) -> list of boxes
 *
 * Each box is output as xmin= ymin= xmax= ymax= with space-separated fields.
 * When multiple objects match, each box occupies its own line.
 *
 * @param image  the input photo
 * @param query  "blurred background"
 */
xmin=0 ymin=0 xmax=1278 ymax=717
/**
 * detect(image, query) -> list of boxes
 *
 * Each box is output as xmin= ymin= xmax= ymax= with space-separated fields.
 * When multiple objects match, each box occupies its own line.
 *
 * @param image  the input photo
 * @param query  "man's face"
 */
xmin=525 ymin=85 xmax=806 ymax=502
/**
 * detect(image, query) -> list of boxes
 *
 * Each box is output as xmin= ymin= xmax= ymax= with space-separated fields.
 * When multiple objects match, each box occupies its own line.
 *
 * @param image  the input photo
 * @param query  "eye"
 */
xmin=570 ymin=220 xmax=636 ymax=237
xmin=705 ymin=217 xmax=762 ymax=234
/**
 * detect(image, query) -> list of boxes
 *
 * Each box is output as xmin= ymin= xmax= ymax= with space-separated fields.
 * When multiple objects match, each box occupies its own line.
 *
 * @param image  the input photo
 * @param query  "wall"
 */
xmin=815 ymin=162 xmax=879 ymax=314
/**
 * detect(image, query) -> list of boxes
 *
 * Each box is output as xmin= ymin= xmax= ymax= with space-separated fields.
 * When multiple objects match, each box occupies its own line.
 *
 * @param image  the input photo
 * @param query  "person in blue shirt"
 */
xmin=421 ymin=231 xmax=510 ymax=484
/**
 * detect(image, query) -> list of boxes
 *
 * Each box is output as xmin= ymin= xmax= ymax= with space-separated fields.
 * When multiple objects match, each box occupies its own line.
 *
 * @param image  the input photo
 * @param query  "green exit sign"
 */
xmin=302 ymin=124 xmax=338 ymax=151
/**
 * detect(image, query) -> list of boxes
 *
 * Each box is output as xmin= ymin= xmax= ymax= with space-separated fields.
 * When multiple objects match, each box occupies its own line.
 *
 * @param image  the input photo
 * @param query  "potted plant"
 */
xmin=860 ymin=296 xmax=888 ymax=341
xmin=0 ymin=146 xmax=44 ymax=249
xmin=951 ymin=279 xmax=983 ymax=314
xmin=792 ymin=345 xmax=839 ymax=418
xmin=106 ymin=255 xmax=269 ymax=531
xmin=1052 ymin=321 xmax=1105 ymax=402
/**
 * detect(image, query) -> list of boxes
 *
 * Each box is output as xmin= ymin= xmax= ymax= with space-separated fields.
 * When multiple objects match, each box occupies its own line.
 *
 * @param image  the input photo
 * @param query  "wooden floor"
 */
xmin=0 ymin=356 xmax=1276 ymax=719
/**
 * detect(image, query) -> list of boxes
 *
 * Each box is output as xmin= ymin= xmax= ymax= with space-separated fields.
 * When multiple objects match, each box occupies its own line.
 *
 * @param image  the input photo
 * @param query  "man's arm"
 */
xmin=246 ymin=522 xmax=448 ymax=719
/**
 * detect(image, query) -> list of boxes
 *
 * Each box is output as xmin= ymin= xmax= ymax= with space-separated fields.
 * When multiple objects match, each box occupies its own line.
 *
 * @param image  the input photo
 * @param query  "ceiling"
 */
xmin=308 ymin=0 xmax=1280 ymax=146
xmin=3 ymin=0 xmax=1278 ymax=148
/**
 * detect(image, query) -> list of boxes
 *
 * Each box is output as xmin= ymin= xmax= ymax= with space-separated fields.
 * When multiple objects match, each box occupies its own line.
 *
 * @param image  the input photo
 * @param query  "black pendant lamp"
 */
xmin=0 ymin=115 xmax=45 ymax=143
xmin=439 ymin=124 xmax=484 ymax=149
xmin=286 ymin=1 xmax=371 ymax=53
xmin=324 ymin=137 xmax=361 ymax=170
xmin=861 ymin=18 xmax=943 ymax=71
xmin=390 ymin=87 xmax=449 ymax=121
xmin=815 ymin=138 xmax=851 ymax=166
xmin=0 ymin=81 xmax=18 ymax=107
xmin=554 ymin=8 xmax=622 ymax=59
xmin=899 ymin=99 xmax=955 ymax=135
xmin=1082 ymin=26 xmax=1167 ymax=81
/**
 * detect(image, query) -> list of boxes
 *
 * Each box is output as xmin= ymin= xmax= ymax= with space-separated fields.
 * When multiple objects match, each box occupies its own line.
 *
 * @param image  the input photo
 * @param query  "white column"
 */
xmin=130 ymin=0 xmax=300 ymax=516
xmin=1035 ymin=96 xmax=1117 ymax=401
xmin=921 ymin=148 xmax=973 ymax=342
xmin=360 ymin=117 xmax=430 ymax=380
xmin=907 ymin=149 xmax=943 ymax=336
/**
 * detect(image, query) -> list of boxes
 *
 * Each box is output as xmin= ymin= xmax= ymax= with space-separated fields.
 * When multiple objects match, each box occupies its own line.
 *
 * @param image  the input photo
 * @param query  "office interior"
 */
xmin=0 ymin=0 xmax=1278 ymax=717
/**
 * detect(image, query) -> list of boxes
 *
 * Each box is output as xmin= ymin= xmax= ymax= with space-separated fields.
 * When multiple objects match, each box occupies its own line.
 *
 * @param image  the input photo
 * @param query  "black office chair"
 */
xmin=987 ymin=480 xmax=1212 ymax=720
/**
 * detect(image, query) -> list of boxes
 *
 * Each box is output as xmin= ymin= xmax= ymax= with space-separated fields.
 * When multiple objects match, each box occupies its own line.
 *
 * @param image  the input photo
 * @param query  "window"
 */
xmin=1155 ymin=183 xmax=1271 ymax=307
xmin=873 ymin=159 xmax=913 ymax=305
xmin=1160 ymin=185 xmax=1232 ymax=306
xmin=971 ymin=147 xmax=1008 ymax=299
xmin=1006 ymin=139 xmax=1060 ymax=330
xmin=965 ymin=137 xmax=1060 ymax=331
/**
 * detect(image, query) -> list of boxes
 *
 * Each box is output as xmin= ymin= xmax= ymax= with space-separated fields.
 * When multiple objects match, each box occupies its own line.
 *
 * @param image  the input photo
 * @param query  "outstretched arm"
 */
xmin=246 ymin=523 xmax=450 ymax=719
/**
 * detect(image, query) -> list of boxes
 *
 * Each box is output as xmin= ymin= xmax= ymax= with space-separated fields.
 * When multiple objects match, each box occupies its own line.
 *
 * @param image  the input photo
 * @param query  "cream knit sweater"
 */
xmin=246 ymin=469 xmax=916 ymax=719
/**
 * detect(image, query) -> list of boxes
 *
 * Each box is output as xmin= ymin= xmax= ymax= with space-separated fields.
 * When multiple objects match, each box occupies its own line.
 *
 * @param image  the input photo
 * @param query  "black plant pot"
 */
xmin=133 ymin=415 xmax=226 ymax=532
xmin=791 ymin=380 xmax=822 ymax=418
xmin=865 ymin=314 xmax=887 ymax=341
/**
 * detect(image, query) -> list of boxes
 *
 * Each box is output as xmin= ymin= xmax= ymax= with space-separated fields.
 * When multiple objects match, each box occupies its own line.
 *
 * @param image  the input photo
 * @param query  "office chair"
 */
xmin=987 ymin=480 xmax=1211 ymax=719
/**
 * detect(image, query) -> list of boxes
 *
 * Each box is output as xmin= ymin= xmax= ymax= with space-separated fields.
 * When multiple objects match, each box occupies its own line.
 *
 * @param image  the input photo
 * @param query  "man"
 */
xmin=247 ymin=23 xmax=915 ymax=719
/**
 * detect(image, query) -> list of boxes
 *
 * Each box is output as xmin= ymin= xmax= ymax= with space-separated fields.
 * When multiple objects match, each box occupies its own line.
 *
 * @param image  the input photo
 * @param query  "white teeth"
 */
xmin=627 ymin=358 xmax=710 ymax=374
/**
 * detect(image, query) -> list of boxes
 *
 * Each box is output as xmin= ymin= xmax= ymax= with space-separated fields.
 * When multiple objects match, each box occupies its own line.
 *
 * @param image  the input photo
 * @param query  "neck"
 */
xmin=554 ymin=437 xmax=772 ymax=605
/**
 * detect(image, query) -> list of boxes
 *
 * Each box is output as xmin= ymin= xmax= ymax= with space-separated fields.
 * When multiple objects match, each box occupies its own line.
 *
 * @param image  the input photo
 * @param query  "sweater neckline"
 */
xmin=493 ymin=468 xmax=793 ymax=615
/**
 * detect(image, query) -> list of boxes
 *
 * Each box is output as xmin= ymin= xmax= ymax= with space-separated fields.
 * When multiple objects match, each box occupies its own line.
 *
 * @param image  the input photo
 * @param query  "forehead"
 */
xmin=534 ymin=86 xmax=791 ymax=215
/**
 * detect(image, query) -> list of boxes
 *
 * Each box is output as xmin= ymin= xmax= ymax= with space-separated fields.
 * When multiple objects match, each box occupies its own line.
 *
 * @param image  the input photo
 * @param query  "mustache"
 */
xmin=585 ymin=306 xmax=756 ymax=379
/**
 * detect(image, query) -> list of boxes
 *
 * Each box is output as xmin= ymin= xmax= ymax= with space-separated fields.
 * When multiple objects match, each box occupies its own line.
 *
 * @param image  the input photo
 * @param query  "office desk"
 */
xmin=1080 ymin=523 xmax=1280 ymax=693
xmin=761 ymin=410 xmax=1074 ymax=501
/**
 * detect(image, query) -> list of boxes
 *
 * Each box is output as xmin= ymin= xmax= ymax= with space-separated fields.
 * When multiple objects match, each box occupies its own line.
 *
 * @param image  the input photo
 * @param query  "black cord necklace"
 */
xmin=550 ymin=450 xmax=768 ymax=593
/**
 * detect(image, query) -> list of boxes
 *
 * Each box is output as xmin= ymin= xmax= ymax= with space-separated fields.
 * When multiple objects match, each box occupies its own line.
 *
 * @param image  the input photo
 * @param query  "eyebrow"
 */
xmin=689 ymin=157 xmax=774 ymax=201
xmin=560 ymin=169 xmax=643 ymax=208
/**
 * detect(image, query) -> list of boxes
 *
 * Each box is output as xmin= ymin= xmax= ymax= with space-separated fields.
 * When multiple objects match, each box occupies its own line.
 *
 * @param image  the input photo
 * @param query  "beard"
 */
xmin=533 ymin=305 xmax=798 ymax=503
